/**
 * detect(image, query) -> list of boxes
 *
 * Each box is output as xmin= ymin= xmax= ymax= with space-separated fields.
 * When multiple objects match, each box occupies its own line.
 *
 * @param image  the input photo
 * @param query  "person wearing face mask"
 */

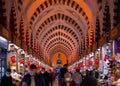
xmin=0 ymin=68 xmax=13 ymax=86
xmin=39 ymin=68 xmax=50 ymax=86
xmin=20 ymin=64 xmax=45 ymax=86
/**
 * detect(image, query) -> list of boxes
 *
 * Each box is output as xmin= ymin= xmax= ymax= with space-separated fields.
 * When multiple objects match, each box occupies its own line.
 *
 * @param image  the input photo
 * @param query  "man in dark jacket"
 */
xmin=0 ymin=68 xmax=13 ymax=86
xmin=59 ymin=64 xmax=68 ymax=86
xmin=40 ymin=68 xmax=50 ymax=86
xmin=20 ymin=64 xmax=45 ymax=86
xmin=85 ymin=71 xmax=97 ymax=86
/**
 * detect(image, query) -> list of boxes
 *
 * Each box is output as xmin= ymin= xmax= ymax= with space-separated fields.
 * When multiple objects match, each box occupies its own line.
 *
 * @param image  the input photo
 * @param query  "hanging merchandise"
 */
xmin=85 ymin=59 xmax=89 ymax=66
xmin=19 ymin=58 xmax=24 ymax=64
xmin=78 ymin=63 xmax=81 ymax=68
xmin=11 ymin=56 xmax=16 ymax=63
xmin=38 ymin=65 xmax=42 ymax=69
xmin=104 ymin=54 xmax=109 ymax=62
xmin=25 ymin=55 xmax=30 ymax=66
xmin=95 ymin=58 xmax=99 ymax=65
xmin=112 ymin=55 xmax=117 ymax=61
xmin=89 ymin=59 xmax=93 ymax=66
xmin=26 ymin=61 xmax=30 ymax=66
xmin=19 ymin=54 xmax=25 ymax=64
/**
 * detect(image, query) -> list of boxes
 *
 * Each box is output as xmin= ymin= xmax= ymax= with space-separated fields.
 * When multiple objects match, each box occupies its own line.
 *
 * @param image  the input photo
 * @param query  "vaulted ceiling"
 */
xmin=22 ymin=0 xmax=95 ymax=65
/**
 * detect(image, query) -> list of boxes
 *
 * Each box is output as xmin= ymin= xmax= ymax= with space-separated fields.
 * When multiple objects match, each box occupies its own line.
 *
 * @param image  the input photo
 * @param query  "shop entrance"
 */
xmin=0 ymin=48 xmax=7 ymax=80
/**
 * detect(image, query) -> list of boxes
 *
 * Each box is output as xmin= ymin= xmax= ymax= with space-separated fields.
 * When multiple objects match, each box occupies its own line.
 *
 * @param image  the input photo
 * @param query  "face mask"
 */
xmin=6 ymin=73 xmax=11 ymax=77
xmin=29 ymin=71 xmax=34 ymax=76
xmin=41 ymin=71 xmax=44 ymax=74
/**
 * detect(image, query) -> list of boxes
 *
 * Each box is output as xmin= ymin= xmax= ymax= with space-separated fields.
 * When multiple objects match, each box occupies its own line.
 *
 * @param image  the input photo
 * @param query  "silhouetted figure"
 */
xmin=59 ymin=64 xmax=68 ymax=86
xmin=72 ymin=69 xmax=82 ymax=86
xmin=40 ymin=68 xmax=50 ymax=86
xmin=95 ymin=69 xmax=99 ymax=79
xmin=0 ymin=68 xmax=13 ymax=86
xmin=85 ymin=71 xmax=97 ymax=86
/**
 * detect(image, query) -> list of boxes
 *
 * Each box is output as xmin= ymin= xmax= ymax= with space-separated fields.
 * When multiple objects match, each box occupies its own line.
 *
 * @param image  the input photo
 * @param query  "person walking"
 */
xmin=0 ymin=68 xmax=13 ymax=86
xmin=40 ymin=68 xmax=50 ymax=86
xmin=59 ymin=64 xmax=68 ymax=86
xmin=85 ymin=71 xmax=97 ymax=86
xmin=72 ymin=69 xmax=82 ymax=86
xmin=20 ymin=64 xmax=45 ymax=86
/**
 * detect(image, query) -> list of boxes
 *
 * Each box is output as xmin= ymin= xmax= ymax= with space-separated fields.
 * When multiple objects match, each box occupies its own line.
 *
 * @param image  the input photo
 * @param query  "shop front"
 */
xmin=0 ymin=36 xmax=8 ymax=80
xmin=111 ymin=38 xmax=120 ymax=79
xmin=101 ymin=43 xmax=112 ymax=75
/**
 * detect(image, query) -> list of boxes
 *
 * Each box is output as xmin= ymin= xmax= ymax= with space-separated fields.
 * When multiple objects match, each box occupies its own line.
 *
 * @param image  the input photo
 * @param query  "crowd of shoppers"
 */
xmin=0 ymin=64 xmax=55 ymax=86
xmin=58 ymin=64 xmax=98 ymax=86
xmin=1 ymin=63 xmax=118 ymax=86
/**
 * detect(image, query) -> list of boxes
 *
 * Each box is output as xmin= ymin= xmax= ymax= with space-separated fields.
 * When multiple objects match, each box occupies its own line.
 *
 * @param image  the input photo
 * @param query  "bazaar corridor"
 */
xmin=0 ymin=0 xmax=120 ymax=86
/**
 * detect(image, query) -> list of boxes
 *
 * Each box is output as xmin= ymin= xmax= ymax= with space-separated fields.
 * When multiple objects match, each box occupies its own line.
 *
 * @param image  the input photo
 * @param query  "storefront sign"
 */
xmin=0 ymin=25 xmax=10 ymax=40
xmin=99 ymin=38 xmax=105 ymax=47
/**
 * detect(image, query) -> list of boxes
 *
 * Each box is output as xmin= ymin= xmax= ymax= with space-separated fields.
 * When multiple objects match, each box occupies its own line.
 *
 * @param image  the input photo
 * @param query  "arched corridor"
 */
xmin=0 ymin=0 xmax=120 ymax=86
